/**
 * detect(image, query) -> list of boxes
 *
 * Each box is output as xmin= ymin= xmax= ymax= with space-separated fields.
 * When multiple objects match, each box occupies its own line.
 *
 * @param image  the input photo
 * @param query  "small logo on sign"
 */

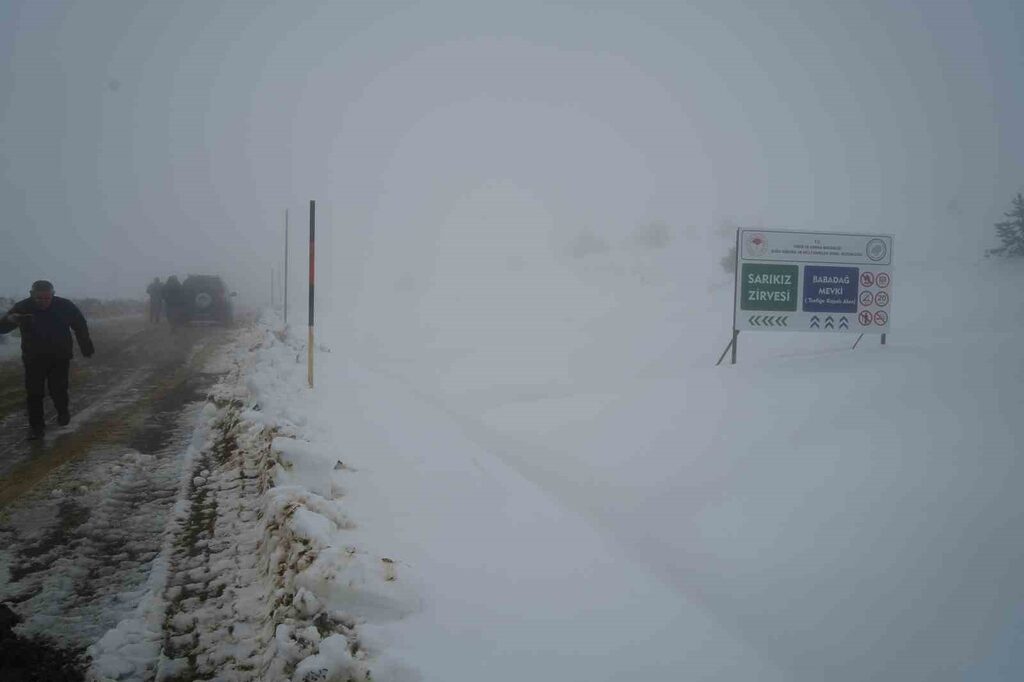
xmin=876 ymin=272 xmax=891 ymax=288
xmin=860 ymin=272 xmax=875 ymax=288
xmin=860 ymin=291 xmax=874 ymax=306
xmin=859 ymin=311 xmax=873 ymax=326
xmin=866 ymin=239 xmax=888 ymax=262
xmin=746 ymin=232 xmax=768 ymax=257
xmin=875 ymin=291 xmax=889 ymax=307
xmin=874 ymin=310 xmax=888 ymax=325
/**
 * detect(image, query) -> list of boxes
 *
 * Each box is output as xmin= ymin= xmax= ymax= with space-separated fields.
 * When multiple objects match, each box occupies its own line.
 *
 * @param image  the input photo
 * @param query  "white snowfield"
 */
xmin=91 ymin=241 xmax=1023 ymax=681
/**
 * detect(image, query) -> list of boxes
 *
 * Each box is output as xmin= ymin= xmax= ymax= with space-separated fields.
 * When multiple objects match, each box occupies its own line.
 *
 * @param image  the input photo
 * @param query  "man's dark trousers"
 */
xmin=24 ymin=355 xmax=70 ymax=431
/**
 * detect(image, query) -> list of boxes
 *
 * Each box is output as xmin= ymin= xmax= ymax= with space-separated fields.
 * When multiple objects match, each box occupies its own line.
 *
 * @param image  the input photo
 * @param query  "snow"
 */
xmin=0 ymin=333 xmax=20 ymax=361
xmin=311 ymin=356 xmax=775 ymax=681
xmin=75 ymin=229 xmax=1024 ymax=680
xmin=87 ymin=401 xmax=225 ymax=680
xmin=310 ymin=227 xmax=1021 ymax=681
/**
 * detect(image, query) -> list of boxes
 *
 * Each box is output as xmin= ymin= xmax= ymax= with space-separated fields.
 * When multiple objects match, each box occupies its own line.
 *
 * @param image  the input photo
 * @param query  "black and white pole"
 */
xmin=308 ymin=200 xmax=315 ymax=388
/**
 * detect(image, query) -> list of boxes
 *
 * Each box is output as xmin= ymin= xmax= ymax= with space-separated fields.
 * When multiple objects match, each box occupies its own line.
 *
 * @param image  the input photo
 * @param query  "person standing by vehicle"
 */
xmin=0 ymin=280 xmax=94 ymax=440
xmin=146 ymin=277 xmax=164 ymax=323
xmin=162 ymin=275 xmax=184 ymax=328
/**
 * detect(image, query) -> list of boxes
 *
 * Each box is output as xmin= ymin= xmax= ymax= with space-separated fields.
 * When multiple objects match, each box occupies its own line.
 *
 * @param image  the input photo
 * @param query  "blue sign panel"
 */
xmin=802 ymin=266 xmax=859 ymax=313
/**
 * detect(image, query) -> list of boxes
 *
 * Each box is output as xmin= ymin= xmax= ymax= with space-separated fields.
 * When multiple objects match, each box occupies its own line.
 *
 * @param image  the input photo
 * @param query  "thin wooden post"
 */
xmin=308 ymin=200 xmax=315 ymax=388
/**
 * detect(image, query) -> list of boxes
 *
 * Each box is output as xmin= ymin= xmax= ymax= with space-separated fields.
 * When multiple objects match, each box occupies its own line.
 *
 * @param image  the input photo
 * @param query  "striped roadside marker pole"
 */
xmin=284 ymin=208 xmax=289 ymax=326
xmin=308 ymin=200 xmax=315 ymax=388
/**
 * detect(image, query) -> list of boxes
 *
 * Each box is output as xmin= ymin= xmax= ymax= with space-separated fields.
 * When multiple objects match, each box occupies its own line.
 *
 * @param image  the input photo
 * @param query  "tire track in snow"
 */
xmin=155 ymin=401 xmax=274 ymax=680
xmin=146 ymin=393 xmax=369 ymax=682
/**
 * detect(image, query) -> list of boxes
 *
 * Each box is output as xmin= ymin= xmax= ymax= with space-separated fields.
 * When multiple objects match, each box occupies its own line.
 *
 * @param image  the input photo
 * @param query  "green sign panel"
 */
xmin=740 ymin=263 xmax=798 ymax=311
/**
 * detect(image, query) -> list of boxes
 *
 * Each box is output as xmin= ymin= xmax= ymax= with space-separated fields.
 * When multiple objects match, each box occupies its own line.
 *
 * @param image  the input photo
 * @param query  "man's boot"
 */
xmin=27 ymin=425 xmax=44 ymax=441
xmin=57 ymin=410 xmax=71 ymax=426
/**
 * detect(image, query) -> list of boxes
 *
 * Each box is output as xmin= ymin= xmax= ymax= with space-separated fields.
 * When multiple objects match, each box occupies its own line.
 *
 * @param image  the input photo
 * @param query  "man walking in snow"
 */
xmin=146 ymin=277 xmax=164 ymax=323
xmin=0 ymin=280 xmax=94 ymax=440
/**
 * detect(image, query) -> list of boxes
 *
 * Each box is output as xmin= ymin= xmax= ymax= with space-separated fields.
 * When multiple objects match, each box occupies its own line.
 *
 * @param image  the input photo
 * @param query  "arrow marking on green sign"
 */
xmin=748 ymin=315 xmax=789 ymax=327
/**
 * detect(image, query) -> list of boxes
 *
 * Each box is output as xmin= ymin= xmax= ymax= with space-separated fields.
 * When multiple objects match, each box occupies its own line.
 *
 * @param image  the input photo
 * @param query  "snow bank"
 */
xmin=89 ymin=323 xmax=415 ymax=681
xmin=234 ymin=320 xmax=421 ymax=680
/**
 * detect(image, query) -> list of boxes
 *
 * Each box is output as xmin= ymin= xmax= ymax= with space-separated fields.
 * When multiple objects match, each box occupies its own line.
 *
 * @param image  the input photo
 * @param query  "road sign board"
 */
xmin=733 ymin=229 xmax=892 ymax=334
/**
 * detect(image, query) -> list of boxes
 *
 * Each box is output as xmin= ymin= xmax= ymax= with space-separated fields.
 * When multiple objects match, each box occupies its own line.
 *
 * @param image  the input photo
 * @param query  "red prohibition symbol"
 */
xmin=860 ymin=291 xmax=874 ymax=306
xmin=874 ymin=310 xmax=889 ymax=325
xmin=859 ymin=310 xmax=874 ymax=326
xmin=875 ymin=291 xmax=890 ymax=307
xmin=876 ymin=272 xmax=891 ymax=288
xmin=860 ymin=271 xmax=875 ymax=287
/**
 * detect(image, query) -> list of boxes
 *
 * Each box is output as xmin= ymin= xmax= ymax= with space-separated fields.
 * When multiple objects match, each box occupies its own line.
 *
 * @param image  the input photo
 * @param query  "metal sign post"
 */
xmin=717 ymin=229 xmax=742 ymax=366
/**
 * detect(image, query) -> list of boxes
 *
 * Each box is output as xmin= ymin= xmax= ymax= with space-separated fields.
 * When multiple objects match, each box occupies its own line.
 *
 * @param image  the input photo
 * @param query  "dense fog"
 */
xmin=2 ymin=1 xmax=1020 ymax=307
xmin=3 ymin=2 xmax=1023 ymax=680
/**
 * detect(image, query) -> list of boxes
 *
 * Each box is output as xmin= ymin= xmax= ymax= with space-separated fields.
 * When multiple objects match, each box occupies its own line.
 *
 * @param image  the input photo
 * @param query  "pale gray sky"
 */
xmin=1 ymin=0 xmax=1021 ymax=301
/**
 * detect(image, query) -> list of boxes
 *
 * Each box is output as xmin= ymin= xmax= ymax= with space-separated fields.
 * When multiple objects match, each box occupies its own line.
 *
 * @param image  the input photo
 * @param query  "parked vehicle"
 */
xmin=180 ymin=275 xmax=235 ymax=325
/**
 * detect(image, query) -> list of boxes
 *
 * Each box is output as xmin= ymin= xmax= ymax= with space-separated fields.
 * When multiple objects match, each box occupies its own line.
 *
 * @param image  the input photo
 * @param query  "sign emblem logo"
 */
xmin=746 ymin=232 xmax=768 ymax=257
xmin=866 ymin=238 xmax=888 ymax=262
